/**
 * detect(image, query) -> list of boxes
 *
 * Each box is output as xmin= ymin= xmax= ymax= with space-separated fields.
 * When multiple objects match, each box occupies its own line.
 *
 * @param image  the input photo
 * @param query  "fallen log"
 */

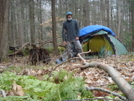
xmin=8 ymin=41 xmax=53 ymax=56
xmin=9 ymin=42 xmax=32 ymax=56
xmin=78 ymin=51 xmax=134 ymax=101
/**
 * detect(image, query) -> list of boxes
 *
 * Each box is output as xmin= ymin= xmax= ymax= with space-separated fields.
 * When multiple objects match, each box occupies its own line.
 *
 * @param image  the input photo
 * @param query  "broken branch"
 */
xmin=38 ymin=40 xmax=53 ymax=48
xmin=86 ymin=87 xmax=126 ymax=100
xmin=9 ymin=42 xmax=33 ymax=56
xmin=77 ymin=50 xmax=91 ymax=64
xmin=52 ymin=57 xmax=80 ymax=71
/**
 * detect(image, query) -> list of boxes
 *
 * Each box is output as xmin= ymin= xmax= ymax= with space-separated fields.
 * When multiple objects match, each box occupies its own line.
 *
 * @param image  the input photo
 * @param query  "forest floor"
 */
xmin=0 ymin=53 xmax=134 ymax=98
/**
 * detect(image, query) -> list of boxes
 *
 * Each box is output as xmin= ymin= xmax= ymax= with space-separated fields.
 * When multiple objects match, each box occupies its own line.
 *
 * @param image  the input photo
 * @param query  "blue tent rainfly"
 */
xmin=79 ymin=25 xmax=116 ymax=37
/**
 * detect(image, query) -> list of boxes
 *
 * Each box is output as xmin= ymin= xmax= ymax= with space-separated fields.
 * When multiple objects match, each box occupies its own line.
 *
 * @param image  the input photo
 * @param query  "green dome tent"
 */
xmin=79 ymin=25 xmax=128 ymax=57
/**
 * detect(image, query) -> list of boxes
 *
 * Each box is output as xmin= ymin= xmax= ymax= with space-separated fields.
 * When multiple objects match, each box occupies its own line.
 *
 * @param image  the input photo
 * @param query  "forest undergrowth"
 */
xmin=0 ymin=53 xmax=134 ymax=101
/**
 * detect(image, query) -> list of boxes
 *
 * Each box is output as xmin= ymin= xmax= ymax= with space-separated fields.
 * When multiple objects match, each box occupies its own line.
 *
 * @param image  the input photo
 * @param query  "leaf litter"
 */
xmin=0 ymin=54 xmax=134 ymax=98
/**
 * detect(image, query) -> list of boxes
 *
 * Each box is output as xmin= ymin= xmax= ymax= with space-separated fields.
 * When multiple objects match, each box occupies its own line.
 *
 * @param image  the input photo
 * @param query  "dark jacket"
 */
xmin=62 ymin=19 xmax=79 ymax=41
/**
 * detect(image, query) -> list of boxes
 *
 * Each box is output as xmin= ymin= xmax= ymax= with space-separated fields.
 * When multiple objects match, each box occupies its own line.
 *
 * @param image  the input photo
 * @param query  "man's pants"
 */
xmin=66 ymin=40 xmax=82 ymax=59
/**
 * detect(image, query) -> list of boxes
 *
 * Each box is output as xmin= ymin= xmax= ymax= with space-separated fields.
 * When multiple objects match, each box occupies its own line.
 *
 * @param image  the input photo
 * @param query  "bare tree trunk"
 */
xmin=100 ymin=0 xmax=106 ymax=26
xmin=8 ymin=2 xmax=13 ymax=46
xmin=131 ymin=3 xmax=134 ymax=51
xmin=117 ymin=8 xmax=122 ymax=38
xmin=59 ymin=0 xmax=63 ymax=16
xmin=37 ymin=0 xmax=43 ymax=42
xmin=0 ymin=0 xmax=9 ymax=62
xmin=116 ymin=0 xmax=121 ymax=38
xmin=51 ymin=0 xmax=59 ymax=55
xmin=9 ymin=1 xmax=17 ymax=46
xmin=29 ymin=0 xmax=35 ymax=43
xmin=83 ymin=0 xmax=89 ymax=26
xmin=39 ymin=0 xmax=43 ymax=41
xmin=106 ymin=0 xmax=110 ymax=27
xmin=17 ymin=0 xmax=24 ymax=46
xmin=127 ymin=0 xmax=134 ymax=51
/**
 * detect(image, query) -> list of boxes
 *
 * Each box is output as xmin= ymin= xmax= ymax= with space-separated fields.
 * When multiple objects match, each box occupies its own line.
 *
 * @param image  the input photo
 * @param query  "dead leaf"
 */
xmin=12 ymin=81 xmax=24 ymax=96
xmin=93 ymin=91 xmax=108 ymax=97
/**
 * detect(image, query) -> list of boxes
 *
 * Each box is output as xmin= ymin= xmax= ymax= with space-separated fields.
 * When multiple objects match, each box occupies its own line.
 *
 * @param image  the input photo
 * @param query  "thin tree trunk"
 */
xmin=51 ymin=0 xmax=59 ymax=55
xmin=131 ymin=9 xmax=134 ymax=51
xmin=29 ymin=0 xmax=35 ymax=43
xmin=131 ymin=1 xmax=134 ymax=51
xmin=117 ymin=7 xmax=122 ymax=38
xmin=38 ymin=0 xmax=43 ymax=42
xmin=106 ymin=0 xmax=110 ymax=27
xmin=127 ymin=0 xmax=134 ymax=51
xmin=17 ymin=0 xmax=24 ymax=46
xmin=83 ymin=0 xmax=89 ymax=26
xmin=10 ymin=1 xmax=16 ymax=46
xmin=100 ymin=0 xmax=106 ymax=26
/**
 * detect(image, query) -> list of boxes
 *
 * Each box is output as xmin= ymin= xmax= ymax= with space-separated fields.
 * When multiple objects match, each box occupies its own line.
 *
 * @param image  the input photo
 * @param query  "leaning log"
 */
xmin=9 ymin=41 xmax=52 ymax=56
xmin=9 ymin=42 xmax=32 ymax=56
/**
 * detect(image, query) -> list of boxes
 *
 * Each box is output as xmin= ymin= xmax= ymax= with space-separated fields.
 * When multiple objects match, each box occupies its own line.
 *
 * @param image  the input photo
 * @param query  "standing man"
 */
xmin=62 ymin=12 xmax=82 ymax=59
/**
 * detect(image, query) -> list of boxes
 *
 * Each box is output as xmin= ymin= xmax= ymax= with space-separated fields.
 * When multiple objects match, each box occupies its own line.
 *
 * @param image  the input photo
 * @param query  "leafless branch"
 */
xmin=9 ymin=41 xmax=52 ymax=56
xmin=62 ymin=97 xmax=122 ymax=101
xmin=77 ymin=50 xmax=91 ymax=64
xmin=52 ymin=57 xmax=80 ymax=71
xmin=38 ymin=40 xmax=53 ymax=48
xmin=9 ymin=42 xmax=33 ymax=56
xmin=86 ymin=87 xmax=127 ymax=100
xmin=53 ymin=50 xmax=91 ymax=71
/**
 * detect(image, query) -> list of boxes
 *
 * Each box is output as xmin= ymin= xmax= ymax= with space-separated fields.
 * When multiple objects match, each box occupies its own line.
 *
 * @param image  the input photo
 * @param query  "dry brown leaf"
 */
xmin=12 ymin=81 xmax=24 ymax=96
xmin=93 ymin=90 xmax=108 ymax=97
xmin=85 ymin=78 xmax=92 ymax=84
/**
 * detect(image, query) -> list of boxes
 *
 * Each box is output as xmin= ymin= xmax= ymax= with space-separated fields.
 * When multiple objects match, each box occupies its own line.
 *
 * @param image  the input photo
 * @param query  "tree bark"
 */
xmin=83 ymin=0 xmax=89 ymax=26
xmin=51 ymin=0 xmax=59 ymax=55
xmin=9 ymin=0 xmax=16 ymax=46
xmin=29 ymin=0 xmax=35 ymax=43
xmin=17 ymin=0 xmax=24 ymax=46
xmin=130 ymin=2 xmax=134 ymax=51
xmin=127 ymin=0 xmax=134 ymax=51
xmin=105 ymin=0 xmax=110 ymax=27
xmin=37 ymin=0 xmax=43 ymax=42
xmin=0 ymin=0 xmax=9 ymax=62
xmin=39 ymin=0 xmax=43 ymax=41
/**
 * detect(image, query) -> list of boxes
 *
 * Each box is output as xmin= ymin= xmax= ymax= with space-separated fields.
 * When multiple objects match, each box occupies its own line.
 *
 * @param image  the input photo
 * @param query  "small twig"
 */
xmin=0 ymin=89 xmax=6 ymax=97
xmin=77 ymin=50 xmax=91 ymax=64
xmin=52 ymin=57 xmax=80 ymax=71
xmin=53 ymin=50 xmax=91 ymax=71
xmin=38 ymin=40 xmax=53 ymax=48
xmin=86 ymin=87 xmax=127 ymax=101
xmin=62 ymin=97 xmax=122 ymax=101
